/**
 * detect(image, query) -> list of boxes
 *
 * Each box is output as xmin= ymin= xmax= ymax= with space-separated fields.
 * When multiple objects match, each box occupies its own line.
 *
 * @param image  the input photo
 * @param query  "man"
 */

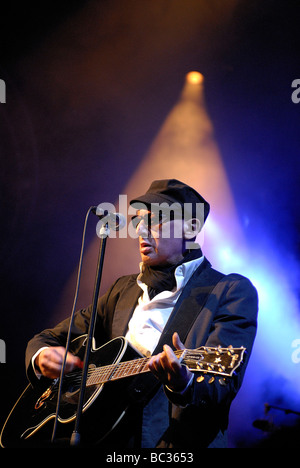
xmin=26 ymin=179 xmax=258 ymax=448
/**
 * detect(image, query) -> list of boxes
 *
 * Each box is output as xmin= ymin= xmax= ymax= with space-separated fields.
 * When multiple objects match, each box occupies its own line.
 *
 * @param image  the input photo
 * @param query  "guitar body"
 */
xmin=0 ymin=336 xmax=141 ymax=448
xmin=1 ymin=335 xmax=245 ymax=448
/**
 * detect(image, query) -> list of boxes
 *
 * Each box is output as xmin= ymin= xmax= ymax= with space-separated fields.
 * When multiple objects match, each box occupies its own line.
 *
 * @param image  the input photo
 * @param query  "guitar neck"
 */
xmin=86 ymin=350 xmax=184 ymax=387
xmin=85 ymin=344 xmax=244 ymax=387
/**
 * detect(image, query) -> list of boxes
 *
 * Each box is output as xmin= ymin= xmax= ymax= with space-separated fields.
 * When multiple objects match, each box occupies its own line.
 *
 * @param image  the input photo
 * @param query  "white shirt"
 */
xmin=125 ymin=255 xmax=204 ymax=357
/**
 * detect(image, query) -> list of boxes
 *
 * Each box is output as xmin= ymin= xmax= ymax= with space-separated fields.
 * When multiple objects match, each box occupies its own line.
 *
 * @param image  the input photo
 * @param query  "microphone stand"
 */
xmin=70 ymin=222 xmax=110 ymax=447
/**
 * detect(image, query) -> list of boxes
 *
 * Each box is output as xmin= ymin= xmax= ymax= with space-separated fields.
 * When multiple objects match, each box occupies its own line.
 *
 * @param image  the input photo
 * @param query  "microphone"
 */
xmin=91 ymin=206 xmax=126 ymax=231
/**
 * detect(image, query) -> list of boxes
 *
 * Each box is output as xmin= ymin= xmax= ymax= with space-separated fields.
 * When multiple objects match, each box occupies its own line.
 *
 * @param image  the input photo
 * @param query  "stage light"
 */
xmin=54 ymin=71 xmax=243 ymax=315
xmin=186 ymin=71 xmax=204 ymax=85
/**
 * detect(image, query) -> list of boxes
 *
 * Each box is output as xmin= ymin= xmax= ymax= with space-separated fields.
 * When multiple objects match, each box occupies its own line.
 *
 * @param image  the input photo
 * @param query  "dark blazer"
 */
xmin=26 ymin=258 xmax=258 ymax=448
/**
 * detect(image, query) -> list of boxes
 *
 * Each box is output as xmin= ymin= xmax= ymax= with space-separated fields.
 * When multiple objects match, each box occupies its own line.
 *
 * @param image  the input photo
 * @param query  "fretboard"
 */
xmin=86 ymin=350 xmax=184 ymax=387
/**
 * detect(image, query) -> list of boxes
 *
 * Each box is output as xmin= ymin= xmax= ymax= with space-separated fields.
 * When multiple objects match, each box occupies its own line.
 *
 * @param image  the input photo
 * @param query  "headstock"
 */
xmin=181 ymin=345 xmax=246 ymax=379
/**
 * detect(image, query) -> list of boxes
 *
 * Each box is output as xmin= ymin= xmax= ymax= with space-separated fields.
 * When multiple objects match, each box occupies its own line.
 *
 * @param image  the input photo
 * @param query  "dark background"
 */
xmin=0 ymin=0 xmax=300 ymax=448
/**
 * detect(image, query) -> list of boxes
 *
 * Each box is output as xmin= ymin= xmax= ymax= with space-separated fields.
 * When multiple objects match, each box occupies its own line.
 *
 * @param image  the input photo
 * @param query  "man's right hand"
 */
xmin=35 ymin=347 xmax=83 ymax=379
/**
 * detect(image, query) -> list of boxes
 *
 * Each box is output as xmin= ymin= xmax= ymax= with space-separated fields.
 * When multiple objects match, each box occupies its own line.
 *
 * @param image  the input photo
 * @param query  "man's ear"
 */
xmin=183 ymin=218 xmax=201 ymax=239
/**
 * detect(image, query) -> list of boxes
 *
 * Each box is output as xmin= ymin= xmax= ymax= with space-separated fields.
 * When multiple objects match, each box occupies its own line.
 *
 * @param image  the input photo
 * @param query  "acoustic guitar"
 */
xmin=0 ymin=335 xmax=245 ymax=447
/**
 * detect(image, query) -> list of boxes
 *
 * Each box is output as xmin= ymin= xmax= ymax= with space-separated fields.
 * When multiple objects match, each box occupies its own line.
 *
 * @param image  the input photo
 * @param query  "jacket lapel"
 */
xmin=111 ymin=275 xmax=142 ymax=338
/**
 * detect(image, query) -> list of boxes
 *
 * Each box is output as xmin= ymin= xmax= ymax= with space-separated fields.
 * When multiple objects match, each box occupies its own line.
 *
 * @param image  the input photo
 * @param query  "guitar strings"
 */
xmin=50 ymin=347 xmax=233 ymax=391
xmin=86 ymin=349 xmax=188 ymax=385
xmin=50 ymin=350 xmax=184 ymax=390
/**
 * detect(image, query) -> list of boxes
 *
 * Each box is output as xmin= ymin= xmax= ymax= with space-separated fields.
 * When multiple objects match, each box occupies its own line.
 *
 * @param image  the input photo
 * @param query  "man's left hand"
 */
xmin=148 ymin=332 xmax=193 ymax=392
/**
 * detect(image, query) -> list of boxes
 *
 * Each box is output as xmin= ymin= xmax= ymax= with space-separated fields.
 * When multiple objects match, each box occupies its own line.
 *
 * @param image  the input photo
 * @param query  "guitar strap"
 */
xmin=126 ymin=259 xmax=225 ymax=406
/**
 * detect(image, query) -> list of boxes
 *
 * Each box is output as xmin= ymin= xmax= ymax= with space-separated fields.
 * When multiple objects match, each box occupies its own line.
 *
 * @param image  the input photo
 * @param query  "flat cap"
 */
xmin=130 ymin=179 xmax=210 ymax=224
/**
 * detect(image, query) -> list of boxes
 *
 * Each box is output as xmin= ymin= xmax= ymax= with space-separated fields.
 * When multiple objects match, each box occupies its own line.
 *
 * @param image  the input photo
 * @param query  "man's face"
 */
xmin=132 ymin=209 xmax=185 ymax=267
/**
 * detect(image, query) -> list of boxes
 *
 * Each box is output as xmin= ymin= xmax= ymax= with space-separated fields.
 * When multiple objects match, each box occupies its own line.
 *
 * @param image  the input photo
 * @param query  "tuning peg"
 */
xmin=197 ymin=375 xmax=205 ymax=383
xmin=196 ymin=361 xmax=204 ymax=370
xmin=218 ymin=378 xmax=227 ymax=386
xmin=208 ymin=377 xmax=215 ymax=384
